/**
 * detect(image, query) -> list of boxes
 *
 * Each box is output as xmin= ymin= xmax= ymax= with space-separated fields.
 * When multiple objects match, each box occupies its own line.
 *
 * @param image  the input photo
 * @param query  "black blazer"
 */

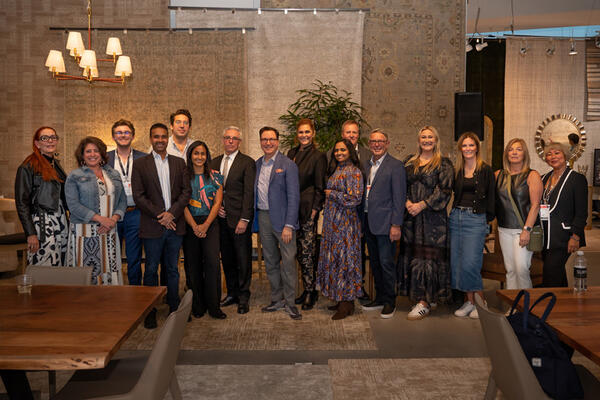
xmin=131 ymin=153 xmax=191 ymax=238
xmin=541 ymin=168 xmax=587 ymax=249
xmin=452 ymin=163 xmax=495 ymax=222
xmin=211 ymin=152 xmax=256 ymax=229
xmin=287 ymin=144 xmax=327 ymax=224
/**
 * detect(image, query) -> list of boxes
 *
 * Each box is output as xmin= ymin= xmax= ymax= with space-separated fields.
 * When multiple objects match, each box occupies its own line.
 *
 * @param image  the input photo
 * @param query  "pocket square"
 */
xmin=275 ymin=168 xmax=284 ymax=173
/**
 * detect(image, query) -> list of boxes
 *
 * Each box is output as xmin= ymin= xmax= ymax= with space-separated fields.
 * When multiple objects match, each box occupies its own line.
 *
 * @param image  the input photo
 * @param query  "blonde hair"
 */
xmin=544 ymin=142 xmax=569 ymax=161
xmin=406 ymin=125 xmax=442 ymax=174
xmin=502 ymin=138 xmax=531 ymax=174
xmin=455 ymin=132 xmax=483 ymax=176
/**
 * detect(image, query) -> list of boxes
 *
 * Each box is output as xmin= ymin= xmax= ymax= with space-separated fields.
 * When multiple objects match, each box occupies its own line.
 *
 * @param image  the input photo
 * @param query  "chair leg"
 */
xmin=484 ymin=373 xmax=497 ymax=400
xmin=169 ymin=373 xmax=182 ymax=400
xmin=48 ymin=370 xmax=56 ymax=398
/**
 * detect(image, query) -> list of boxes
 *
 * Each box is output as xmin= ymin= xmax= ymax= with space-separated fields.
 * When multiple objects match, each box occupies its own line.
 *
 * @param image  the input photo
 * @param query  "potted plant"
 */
xmin=279 ymin=80 xmax=369 ymax=152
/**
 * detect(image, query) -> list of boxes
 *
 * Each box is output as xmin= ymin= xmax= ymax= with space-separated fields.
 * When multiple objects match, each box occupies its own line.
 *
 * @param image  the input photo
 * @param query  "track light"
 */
xmin=475 ymin=38 xmax=488 ymax=51
xmin=519 ymin=39 xmax=528 ymax=55
xmin=569 ymin=40 xmax=578 ymax=56
xmin=546 ymin=39 xmax=555 ymax=56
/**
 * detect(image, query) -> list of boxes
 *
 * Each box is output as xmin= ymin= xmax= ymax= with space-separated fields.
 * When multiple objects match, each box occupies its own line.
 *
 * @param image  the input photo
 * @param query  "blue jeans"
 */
xmin=117 ymin=208 xmax=143 ymax=285
xmin=143 ymin=230 xmax=183 ymax=312
xmin=449 ymin=208 xmax=487 ymax=292
xmin=365 ymin=217 xmax=397 ymax=305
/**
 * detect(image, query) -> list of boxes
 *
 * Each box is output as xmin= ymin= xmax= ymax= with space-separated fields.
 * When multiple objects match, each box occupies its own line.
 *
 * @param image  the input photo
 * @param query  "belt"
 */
xmin=126 ymin=206 xmax=137 ymax=212
xmin=454 ymin=206 xmax=473 ymax=211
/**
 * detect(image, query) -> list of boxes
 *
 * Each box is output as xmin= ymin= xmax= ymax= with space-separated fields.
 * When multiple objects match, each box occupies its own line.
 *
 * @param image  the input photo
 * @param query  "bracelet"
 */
xmin=570 ymin=236 xmax=580 ymax=242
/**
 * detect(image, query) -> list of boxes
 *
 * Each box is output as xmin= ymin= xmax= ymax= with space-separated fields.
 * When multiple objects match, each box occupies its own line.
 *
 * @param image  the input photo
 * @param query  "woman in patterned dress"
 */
xmin=182 ymin=141 xmax=226 ymax=319
xmin=15 ymin=126 xmax=68 ymax=266
xmin=65 ymin=137 xmax=127 ymax=285
xmin=398 ymin=126 xmax=454 ymax=320
xmin=317 ymin=139 xmax=364 ymax=320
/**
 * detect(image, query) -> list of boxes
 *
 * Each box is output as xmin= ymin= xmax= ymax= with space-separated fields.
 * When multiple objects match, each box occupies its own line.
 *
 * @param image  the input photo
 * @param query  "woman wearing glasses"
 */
xmin=287 ymin=118 xmax=327 ymax=310
xmin=15 ymin=127 xmax=68 ymax=266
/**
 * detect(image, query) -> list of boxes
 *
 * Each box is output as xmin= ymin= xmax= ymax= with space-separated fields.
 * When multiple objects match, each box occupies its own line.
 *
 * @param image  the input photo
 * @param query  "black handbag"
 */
xmin=507 ymin=290 xmax=583 ymax=400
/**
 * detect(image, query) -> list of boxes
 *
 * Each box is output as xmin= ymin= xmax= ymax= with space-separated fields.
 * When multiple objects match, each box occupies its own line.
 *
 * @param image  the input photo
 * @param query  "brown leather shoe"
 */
xmin=332 ymin=301 xmax=355 ymax=320
xmin=328 ymin=302 xmax=340 ymax=311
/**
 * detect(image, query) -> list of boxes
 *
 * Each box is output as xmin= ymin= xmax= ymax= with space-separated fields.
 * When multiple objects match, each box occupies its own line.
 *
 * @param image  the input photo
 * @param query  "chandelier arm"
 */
xmin=55 ymin=74 xmax=89 ymax=81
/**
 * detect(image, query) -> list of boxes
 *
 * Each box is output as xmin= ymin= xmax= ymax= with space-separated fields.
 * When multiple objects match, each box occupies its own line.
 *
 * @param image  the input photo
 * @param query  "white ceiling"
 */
xmin=467 ymin=0 xmax=600 ymax=34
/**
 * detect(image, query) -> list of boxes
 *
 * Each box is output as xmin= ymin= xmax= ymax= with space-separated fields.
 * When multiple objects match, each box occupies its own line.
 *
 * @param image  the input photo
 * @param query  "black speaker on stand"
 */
xmin=455 ymin=92 xmax=484 ymax=141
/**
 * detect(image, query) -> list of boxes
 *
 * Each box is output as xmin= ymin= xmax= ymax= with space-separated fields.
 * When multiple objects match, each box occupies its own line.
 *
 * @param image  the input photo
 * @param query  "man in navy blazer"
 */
xmin=106 ymin=119 xmax=146 ymax=286
xmin=254 ymin=126 xmax=302 ymax=320
xmin=361 ymin=129 xmax=406 ymax=319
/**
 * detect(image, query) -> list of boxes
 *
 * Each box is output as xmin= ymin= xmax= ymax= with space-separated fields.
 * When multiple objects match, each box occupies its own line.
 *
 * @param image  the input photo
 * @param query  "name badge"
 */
xmin=539 ymin=204 xmax=550 ymax=221
xmin=124 ymin=181 xmax=133 ymax=197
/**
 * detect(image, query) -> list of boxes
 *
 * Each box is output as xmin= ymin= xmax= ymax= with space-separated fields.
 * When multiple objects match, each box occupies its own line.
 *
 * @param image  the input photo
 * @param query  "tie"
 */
xmin=222 ymin=155 xmax=230 ymax=185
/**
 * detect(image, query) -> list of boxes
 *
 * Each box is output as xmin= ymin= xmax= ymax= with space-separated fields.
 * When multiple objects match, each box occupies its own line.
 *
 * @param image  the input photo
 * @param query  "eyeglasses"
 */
xmin=39 ymin=135 xmax=59 ymax=142
xmin=114 ymin=130 xmax=132 ymax=136
xmin=368 ymin=139 xmax=387 ymax=145
xmin=223 ymin=136 xmax=241 ymax=142
xmin=260 ymin=138 xmax=279 ymax=143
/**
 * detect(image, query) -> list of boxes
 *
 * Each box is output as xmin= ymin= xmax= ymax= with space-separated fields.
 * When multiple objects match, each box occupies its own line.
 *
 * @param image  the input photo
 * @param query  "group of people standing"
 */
xmin=14 ymin=110 xmax=587 ymax=326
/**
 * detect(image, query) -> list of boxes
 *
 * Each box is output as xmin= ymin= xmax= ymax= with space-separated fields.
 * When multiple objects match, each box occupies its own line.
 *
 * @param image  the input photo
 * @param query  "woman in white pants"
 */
xmin=494 ymin=139 xmax=543 ymax=289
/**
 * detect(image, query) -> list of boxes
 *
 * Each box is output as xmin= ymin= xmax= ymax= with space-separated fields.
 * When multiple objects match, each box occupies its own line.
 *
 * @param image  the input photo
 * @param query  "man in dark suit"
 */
xmin=255 ymin=126 xmax=301 ymax=320
xmin=360 ymin=129 xmax=406 ymax=319
xmin=327 ymin=119 xmax=371 ymax=301
xmin=107 ymin=119 xmax=146 ymax=286
xmin=132 ymin=123 xmax=191 ymax=329
xmin=211 ymin=126 xmax=256 ymax=314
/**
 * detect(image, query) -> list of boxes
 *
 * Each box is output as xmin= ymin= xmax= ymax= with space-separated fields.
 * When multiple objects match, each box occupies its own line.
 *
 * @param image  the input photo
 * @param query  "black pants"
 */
xmin=182 ymin=215 xmax=221 ymax=314
xmin=0 ymin=370 xmax=33 ymax=400
xmin=542 ymin=248 xmax=571 ymax=287
xmin=219 ymin=217 xmax=252 ymax=304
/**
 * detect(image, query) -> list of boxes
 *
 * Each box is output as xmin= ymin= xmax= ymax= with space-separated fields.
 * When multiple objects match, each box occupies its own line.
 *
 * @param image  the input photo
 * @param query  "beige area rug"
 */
xmin=122 ymin=274 xmax=376 ymax=351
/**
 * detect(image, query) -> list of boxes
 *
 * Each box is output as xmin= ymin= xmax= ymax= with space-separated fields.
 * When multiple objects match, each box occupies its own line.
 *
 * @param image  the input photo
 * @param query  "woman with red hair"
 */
xmin=15 ymin=126 xmax=68 ymax=265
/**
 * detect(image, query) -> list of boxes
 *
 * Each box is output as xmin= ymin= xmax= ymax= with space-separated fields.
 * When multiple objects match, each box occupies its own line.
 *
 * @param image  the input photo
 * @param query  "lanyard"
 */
xmin=117 ymin=151 xmax=132 ymax=181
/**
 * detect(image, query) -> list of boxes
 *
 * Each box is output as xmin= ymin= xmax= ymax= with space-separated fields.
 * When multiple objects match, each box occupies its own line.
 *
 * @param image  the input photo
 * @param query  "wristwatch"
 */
xmin=523 ymin=226 xmax=532 ymax=232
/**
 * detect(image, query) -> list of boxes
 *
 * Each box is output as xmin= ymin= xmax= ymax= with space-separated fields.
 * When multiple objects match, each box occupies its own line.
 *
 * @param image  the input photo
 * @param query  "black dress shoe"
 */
xmin=358 ymin=287 xmax=371 ymax=301
xmin=237 ymin=303 xmax=250 ymax=314
xmin=144 ymin=309 xmax=157 ymax=329
xmin=209 ymin=309 xmax=227 ymax=319
xmin=192 ymin=310 xmax=205 ymax=318
xmin=220 ymin=296 xmax=239 ymax=307
xmin=295 ymin=290 xmax=309 ymax=305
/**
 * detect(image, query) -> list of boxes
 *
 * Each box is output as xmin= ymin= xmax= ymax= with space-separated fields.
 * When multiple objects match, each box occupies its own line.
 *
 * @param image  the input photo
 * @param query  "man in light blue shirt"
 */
xmin=254 ymin=126 xmax=301 ymax=320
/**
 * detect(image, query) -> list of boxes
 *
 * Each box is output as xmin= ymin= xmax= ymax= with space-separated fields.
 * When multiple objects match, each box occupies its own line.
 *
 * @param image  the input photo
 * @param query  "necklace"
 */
xmin=542 ymin=168 xmax=566 ymax=204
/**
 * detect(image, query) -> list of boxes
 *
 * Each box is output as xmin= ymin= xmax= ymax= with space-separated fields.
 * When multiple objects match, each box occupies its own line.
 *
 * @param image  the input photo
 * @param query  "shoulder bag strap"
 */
xmin=529 ymin=292 xmax=556 ymax=322
xmin=506 ymin=173 xmax=526 ymax=228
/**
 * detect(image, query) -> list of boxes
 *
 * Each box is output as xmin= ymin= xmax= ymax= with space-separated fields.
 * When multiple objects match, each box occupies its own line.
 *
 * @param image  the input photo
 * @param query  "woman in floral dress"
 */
xmin=399 ymin=126 xmax=454 ymax=320
xmin=317 ymin=139 xmax=364 ymax=320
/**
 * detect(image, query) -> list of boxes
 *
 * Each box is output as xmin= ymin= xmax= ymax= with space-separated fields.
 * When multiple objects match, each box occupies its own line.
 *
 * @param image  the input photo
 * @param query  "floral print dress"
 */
xmin=316 ymin=162 xmax=364 ymax=301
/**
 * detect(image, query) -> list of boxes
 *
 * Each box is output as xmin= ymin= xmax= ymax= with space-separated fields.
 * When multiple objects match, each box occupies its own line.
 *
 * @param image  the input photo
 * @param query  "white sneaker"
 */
xmin=407 ymin=303 xmax=430 ymax=320
xmin=454 ymin=301 xmax=475 ymax=317
xmin=468 ymin=308 xmax=479 ymax=319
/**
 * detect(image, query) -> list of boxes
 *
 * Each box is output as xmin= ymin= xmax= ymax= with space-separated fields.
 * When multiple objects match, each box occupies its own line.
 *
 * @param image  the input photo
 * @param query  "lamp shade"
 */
xmin=79 ymin=50 xmax=97 ymax=69
xmin=45 ymin=50 xmax=65 ymax=71
xmin=115 ymin=56 xmax=132 ymax=77
xmin=66 ymin=31 xmax=85 ymax=56
xmin=106 ymin=38 xmax=122 ymax=56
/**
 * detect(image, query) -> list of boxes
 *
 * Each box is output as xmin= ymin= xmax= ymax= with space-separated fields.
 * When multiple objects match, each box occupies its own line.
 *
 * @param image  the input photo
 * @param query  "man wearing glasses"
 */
xmin=360 ymin=129 xmax=406 ymax=319
xmin=255 ymin=126 xmax=301 ymax=320
xmin=107 ymin=119 xmax=146 ymax=285
xmin=211 ymin=126 xmax=256 ymax=314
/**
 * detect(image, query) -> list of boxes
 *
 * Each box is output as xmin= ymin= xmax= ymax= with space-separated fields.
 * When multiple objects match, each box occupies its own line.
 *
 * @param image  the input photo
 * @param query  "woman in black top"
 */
xmin=449 ymin=132 xmax=495 ymax=319
xmin=494 ymin=138 xmax=543 ymax=289
xmin=540 ymin=142 xmax=587 ymax=287
xmin=287 ymin=118 xmax=328 ymax=310
xmin=15 ymin=126 xmax=68 ymax=266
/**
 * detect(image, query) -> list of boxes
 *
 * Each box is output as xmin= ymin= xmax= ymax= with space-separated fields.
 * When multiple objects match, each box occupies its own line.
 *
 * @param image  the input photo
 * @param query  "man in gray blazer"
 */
xmin=360 ymin=129 xmax=406 ymax=319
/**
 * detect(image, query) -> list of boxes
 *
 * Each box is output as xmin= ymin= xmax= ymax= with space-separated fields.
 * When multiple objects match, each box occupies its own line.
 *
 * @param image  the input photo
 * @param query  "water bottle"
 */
xmin=573 ymin=250 xmax=587 ymax=293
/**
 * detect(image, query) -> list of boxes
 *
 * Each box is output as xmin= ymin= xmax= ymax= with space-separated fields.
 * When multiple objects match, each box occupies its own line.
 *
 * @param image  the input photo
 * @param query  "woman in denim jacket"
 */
xmin=65 ymin=136 xmax=127 ymax=284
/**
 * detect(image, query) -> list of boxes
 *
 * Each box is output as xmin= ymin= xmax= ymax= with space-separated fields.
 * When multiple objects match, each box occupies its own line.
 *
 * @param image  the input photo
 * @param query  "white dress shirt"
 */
xmin=256 ymin=152 xmax=278 ymax=210
xmin=152 ymin=151 xmax=171 ymax=211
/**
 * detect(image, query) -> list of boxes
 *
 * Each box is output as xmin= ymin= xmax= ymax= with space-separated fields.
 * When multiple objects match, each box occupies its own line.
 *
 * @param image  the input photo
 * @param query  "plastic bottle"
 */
xmin=573 ymin=250 xmax=587 ymax=293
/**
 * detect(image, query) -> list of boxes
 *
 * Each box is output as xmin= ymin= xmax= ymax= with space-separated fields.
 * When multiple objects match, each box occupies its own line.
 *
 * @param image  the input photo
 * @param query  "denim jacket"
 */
xmin=65 ymin=165 xmax=127 ymax=224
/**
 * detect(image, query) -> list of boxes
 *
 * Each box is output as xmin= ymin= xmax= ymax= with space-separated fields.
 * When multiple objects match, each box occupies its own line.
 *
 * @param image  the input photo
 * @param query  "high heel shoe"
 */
xmin=302 ymin=290 xmax=318 ymax=310
xmin=295 ymin=290 xmax=309 ymax=305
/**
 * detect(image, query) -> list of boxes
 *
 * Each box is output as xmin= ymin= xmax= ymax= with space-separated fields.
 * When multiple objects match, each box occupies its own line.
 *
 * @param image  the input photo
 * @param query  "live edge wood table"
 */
xmin=497 ymin=287 xmax=600 ymax=366
xmin=0 ymin=285 xmax=165 ymax=371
